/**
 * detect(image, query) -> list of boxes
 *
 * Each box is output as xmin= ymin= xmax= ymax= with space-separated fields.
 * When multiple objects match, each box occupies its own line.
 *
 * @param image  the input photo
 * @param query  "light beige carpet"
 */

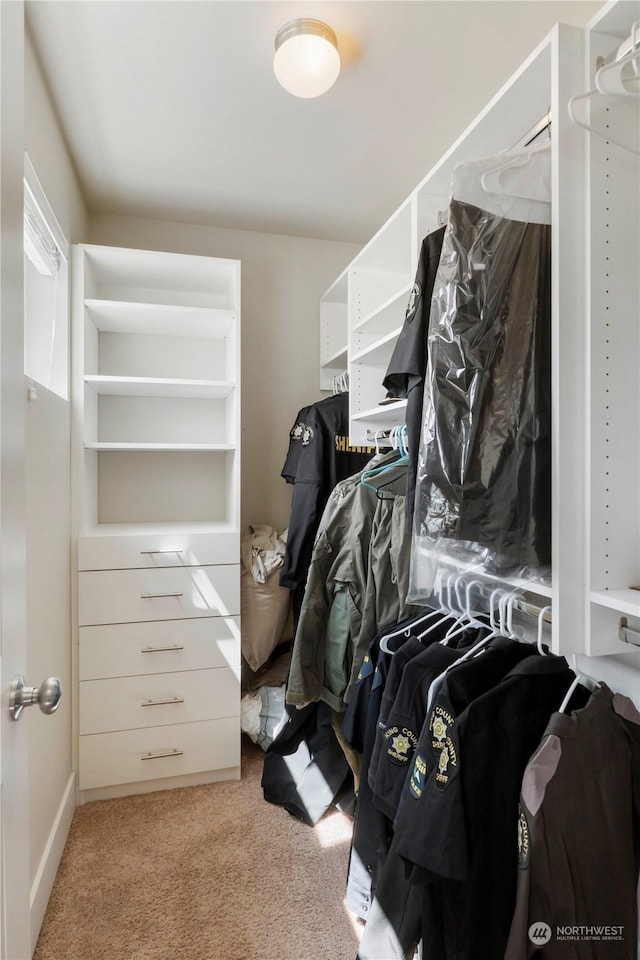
xmin=34 ymin=737 xmax=362 ymax=960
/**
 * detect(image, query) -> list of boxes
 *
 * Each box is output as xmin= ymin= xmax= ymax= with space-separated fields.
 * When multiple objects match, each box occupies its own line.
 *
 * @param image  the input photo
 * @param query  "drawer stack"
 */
xmin=78 ymin=532 xmax=240 ymax=793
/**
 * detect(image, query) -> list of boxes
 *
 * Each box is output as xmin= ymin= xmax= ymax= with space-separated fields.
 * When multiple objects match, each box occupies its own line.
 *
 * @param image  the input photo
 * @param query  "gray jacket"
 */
xmin=286 ymin=461 xmax=411 ymax=712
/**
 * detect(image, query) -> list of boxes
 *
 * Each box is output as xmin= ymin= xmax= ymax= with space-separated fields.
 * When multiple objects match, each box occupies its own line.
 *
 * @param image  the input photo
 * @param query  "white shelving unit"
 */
xmin=348 ymin=199 xmax=414 ymax=441
xmin=75 ymin=245 xmax=240 ymax=533
xmin=319 ymin=3 xmax=640 ymax=663
xmin=319 ymin=269 xmax=348 ymax=390
xmin=72 ymin=244 xmax=242 ymax=800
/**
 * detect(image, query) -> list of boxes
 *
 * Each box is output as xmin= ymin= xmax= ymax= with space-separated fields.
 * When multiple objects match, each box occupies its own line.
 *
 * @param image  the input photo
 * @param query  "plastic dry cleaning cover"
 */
xmin=409 ymin=143 xmax=552 ymax=603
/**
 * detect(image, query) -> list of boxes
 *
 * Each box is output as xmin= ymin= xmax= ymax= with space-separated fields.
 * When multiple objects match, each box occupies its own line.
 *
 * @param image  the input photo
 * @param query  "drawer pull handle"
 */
xmin=141 ymin=644 xmax=185 ymax=654
xmin=140 ymin=549 xmax=184 ymax=555
xmin=140 ymin=592 xmax=184 ymax=599
xmin=141 ymin=748 xmax=184 ymax=761
xmin=141 ymin=696 xmax=185 ymax=707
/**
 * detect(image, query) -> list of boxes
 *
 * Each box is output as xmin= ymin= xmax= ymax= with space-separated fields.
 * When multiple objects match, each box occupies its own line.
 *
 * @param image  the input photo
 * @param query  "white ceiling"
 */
xmin=26 ymin=0 xmax=601 ymax=245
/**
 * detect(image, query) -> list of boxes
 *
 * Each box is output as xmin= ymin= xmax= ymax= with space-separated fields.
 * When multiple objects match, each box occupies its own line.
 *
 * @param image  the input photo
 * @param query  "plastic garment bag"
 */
xmin=409 ymin=143 xmax=552 ymax=602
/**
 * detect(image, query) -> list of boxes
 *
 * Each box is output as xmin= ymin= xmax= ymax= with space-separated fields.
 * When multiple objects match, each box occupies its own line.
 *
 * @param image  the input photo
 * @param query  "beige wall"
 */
xmin=88 ymin=213 xmax=360 ymax=532
xmin=24 ymin=26 xmax=88 ymax=944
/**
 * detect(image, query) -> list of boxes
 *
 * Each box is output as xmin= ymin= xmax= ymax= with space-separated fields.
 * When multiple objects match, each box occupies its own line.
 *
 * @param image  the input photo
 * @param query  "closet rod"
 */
xmin=619 ymin=617 xmax=640 ymax=647
xmin=513 ymin=596 xmax=552 ymax=623
xmin=513 ymin=108 xmax=551 ymax=149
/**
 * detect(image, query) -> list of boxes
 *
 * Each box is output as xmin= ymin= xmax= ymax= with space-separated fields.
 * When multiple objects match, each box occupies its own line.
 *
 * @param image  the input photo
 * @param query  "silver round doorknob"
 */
xmin=9 ymin=675 xmax=62 ymax=721
xmin=37 ymin=677 xmax=63 ymax=714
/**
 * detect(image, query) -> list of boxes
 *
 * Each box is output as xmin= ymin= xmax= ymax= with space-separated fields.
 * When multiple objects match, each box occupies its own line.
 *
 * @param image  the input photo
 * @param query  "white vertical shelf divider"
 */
xmin=319 ymin=269 xmax=348 ymax=390
xmin=585 ymin=1 xmax=640 ymax=655
xmin=550 ymin=23 xmax=590 ymax=655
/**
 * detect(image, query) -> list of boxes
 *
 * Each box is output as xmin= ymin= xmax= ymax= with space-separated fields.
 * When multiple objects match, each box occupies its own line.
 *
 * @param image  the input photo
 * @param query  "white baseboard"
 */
xmin=29 ymin=772 xmax=76 ymax=954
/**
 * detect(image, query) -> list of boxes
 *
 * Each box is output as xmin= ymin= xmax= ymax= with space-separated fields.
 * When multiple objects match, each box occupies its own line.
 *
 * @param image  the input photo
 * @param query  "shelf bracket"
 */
xmin=619 ymin=617 xmax=640 ymax=647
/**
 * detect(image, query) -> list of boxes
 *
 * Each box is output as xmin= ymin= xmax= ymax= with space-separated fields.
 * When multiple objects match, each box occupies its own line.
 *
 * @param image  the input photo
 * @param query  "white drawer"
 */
xmin=79 ymin=616 xmax=240 ymax=681
xmin=79 ymin=564 xmax=240 ymax=625
xmin=79 ymin=666 xmax=240 ymax=735
xmin=79 ymin=716 xmax=240 ymax=790
xmin=78 ymin=531 xmax=239 ymax=571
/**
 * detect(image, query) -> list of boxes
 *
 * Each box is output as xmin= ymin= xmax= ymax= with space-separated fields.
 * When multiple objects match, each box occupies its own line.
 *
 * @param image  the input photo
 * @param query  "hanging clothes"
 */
xmin=263 ymin=395 xmax=373 ymax=827
xmin=410 ymin=144 xmax=552 ymax=599
xmin=358 ymin=649 xmax=584 ymax=960
xmin=342 ymin=618 xmax=418 ymax=920
xmin=505 ymin=685 xmax=640 ymax=960
xmin=280 ymin=392 xmax=374 ymax=596
xmin=286 ymin=455 xmax=412 ymax=712
xmin=382 ymin=225 xmax=446 ymax=534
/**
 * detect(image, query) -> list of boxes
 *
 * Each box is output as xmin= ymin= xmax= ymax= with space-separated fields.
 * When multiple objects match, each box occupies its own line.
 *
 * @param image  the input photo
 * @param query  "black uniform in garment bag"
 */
xmin=382 ymin=226 xmax=446 ymax=534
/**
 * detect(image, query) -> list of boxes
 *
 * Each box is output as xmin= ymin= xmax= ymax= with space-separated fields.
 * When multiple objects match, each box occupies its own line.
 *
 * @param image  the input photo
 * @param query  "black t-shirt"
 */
xmin=280 ymin=393 xmax=373 ymax=591
xmin=382 ymin=226 xmax=446 ymax=533
xmin=281 ymin=405 xmax=312 ymax=485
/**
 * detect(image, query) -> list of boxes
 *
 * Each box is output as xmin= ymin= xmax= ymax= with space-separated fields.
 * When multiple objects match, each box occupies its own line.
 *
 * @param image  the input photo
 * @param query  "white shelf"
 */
xmin=352 ymin=327 xmax=403 ymax=365
xmin=352 ymin=281 xmax=412 ymax=336
xmin=321 ymin=346 xmax=348 ymax=368
xmin=85 ymin=442 xmax=235 ymax=452
xmin=591 ymin=589 xmax=640 ymax=618
xmin=84 ymin=376 xmax=235 ymax=399
xmin=352 ymin=400 xmax=408 ymax=423
xmin=84 ymin=299 xmax=235 ymax=339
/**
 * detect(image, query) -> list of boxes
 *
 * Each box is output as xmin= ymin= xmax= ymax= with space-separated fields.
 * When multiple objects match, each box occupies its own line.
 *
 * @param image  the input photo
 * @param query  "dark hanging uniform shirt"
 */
xmin=357 ymin=636 xmax=543 ymax=960
xmin=400 ymin=655 xmax=585 ymax=960
xmin=382 ymin=226 xmax=446 ymax=533
xmin=281 ymin=404 xmax=312 ymax=485
xmin=280 ymin=393 xmax=373 ymax=592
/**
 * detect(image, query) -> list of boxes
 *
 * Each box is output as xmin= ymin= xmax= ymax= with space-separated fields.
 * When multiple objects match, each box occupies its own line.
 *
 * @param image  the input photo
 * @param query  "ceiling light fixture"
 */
xmin=273 ymin=19 xmax=340 ymax=99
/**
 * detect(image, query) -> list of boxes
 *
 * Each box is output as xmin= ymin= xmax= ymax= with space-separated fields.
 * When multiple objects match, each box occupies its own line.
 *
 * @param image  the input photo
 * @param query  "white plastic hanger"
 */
xmin=379 ymin=572 xmax=447 ymax=654
xmin=558 ymin=655 xmax=601 ymax=714
xmin=596 ymin=24 xmax=640 ymax=97
xmin=479 ymin=141 xmax=551 ymax=202
xmin=503 ymin=591 xmax=527 ymax=641
xmin=568 ymin=25 xmax=640 ymax=156
xmin=536 ymin=605 xmax=553 ymax=656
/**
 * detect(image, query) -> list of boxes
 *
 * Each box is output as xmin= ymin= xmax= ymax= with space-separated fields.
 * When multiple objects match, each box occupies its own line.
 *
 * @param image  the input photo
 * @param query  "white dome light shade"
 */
xmin=274 ymin=19 xmax=340 ymax=98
